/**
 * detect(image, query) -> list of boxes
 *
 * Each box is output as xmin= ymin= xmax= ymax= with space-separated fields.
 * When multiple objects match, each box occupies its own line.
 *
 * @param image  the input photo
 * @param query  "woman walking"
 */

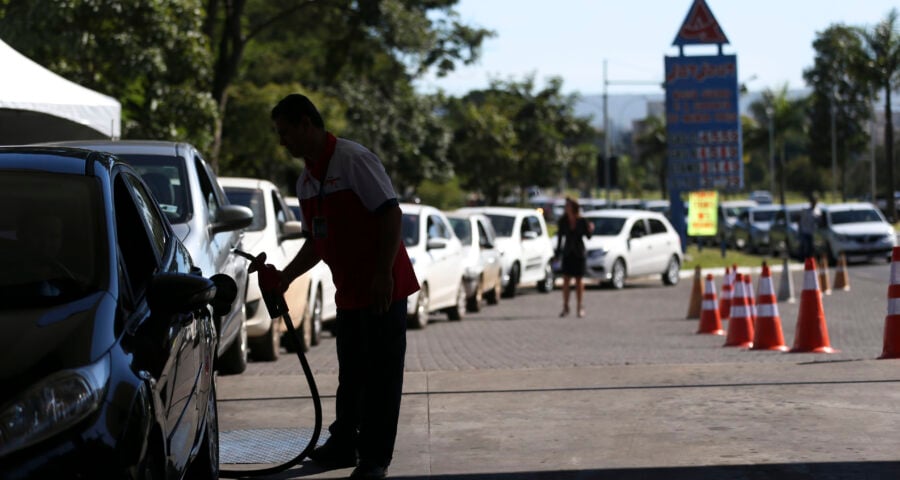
xmin=556 ymin=197 xmax=594 ymax=317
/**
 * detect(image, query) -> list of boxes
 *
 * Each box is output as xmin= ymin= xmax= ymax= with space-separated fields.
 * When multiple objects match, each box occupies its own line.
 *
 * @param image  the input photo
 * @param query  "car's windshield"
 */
xmin=830 ymin=208 xmax=883 ymax=225
xmin=402 ymin=213 xmax=419 ymax=247
xmin=118 ymin=154 xmax=190 ymax=224
xmin=224 ymin=187 xmax=266 ymax=232
xmin=0 ymin=172 xmax=105 ymax=308
xmin=752 ymin=210 xmax=777 ymax=223
xmin=485 ymin=214 xmax=515 ymax=237
xmin=448 ymin=217 xmax=472 ymax=245
xmin=588 ymin=217 xmax=627 ymax=236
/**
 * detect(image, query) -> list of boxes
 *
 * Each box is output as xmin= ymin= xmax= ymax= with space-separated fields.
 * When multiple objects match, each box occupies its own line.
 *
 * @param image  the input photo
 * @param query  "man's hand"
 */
xmin=371 ymin=270 xmax=394 ymax=314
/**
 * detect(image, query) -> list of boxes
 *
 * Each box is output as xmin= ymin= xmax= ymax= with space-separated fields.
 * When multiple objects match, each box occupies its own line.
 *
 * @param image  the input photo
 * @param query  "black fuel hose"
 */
xmin=219 ymin=251 xmax=323 ymax=478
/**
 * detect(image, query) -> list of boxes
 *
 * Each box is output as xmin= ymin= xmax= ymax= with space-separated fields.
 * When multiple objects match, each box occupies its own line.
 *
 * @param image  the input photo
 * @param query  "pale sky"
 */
xmin=416 ymin=0 xmax=899 ymax=97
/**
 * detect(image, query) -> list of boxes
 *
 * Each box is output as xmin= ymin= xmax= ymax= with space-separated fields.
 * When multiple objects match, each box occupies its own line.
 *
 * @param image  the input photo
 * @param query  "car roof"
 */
xmin=822 ymin=202 xmax=879 ymax=211
xmin=750 ymin=204 xmax=782 ymax=212
xmin=219 ymin=176 xmax=275 ymax=190
xmin=400 ymin=202 xmax=440 ymax=215
xmin=38 ymin=139 xmax=189 ymax=157
xmin=457 ymin=206 xmax=542 ymax=216
xmin=0 ymin=146 xmax=117 ymax=175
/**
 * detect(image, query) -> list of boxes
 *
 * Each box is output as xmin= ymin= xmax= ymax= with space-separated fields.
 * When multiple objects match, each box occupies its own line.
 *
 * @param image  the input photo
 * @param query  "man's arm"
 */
xmin=371 ymin=203 xmax=402 ymax=313
xmin=282 ymin=238 xmax=322 ymax=287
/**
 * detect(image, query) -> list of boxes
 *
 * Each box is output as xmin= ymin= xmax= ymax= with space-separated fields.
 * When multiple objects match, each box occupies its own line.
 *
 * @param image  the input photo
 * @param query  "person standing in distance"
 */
xmin=556 ymin=197 xmax=593 ymax=317
xmin=271 ymin=93 xmax=419 ymax=479
xmin=798 ymin=193 xmax=821 ymax=262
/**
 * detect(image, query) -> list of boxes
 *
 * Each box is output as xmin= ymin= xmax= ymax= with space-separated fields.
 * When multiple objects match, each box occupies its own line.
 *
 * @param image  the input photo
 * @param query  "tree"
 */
xmin=744 ymin=84 xmax=808 ymax=204
xmin=803 ymin=24 xmax=873 ymax=201
xmin=634 ymin=114 xmax=667 ymax=197
xmin=855 ymin=8 xmax=900 ymax=220
xmin=0 ymin=0 xmax=217 ymax=148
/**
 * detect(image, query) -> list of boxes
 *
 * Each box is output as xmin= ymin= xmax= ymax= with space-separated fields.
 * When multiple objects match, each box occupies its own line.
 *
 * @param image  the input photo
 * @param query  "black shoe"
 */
xmin=307 ymin=439 xmax=357 ymax=469
xmin=349 ymin=463 xmax=388 ymax=479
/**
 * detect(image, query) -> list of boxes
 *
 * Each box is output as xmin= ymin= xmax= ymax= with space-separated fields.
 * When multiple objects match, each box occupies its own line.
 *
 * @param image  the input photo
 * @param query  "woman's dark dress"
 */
xmin=556 ymin=216 xmax=592 ymax=277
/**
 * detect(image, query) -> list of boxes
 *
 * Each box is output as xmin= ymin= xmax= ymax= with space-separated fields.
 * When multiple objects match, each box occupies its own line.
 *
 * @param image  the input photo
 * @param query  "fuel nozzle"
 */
xmin=235 ymin=249 xmax=288 ymax=319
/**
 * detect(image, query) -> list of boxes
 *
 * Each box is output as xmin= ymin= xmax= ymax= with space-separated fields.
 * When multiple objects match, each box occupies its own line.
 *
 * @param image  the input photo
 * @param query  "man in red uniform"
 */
xmin=271 ymin=93 xmax=419 ymax=479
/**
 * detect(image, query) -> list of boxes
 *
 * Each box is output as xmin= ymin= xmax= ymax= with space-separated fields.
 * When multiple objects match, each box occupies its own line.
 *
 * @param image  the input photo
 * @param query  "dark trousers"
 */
xmin=799 ymin=233 xmax=814 ymax=261
xmin=330 ymin=299 xmax=407 ymax=467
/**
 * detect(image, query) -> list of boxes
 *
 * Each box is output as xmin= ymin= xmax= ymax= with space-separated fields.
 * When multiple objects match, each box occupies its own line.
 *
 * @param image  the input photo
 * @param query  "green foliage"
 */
xmin=415 ymin=177 xmax=466 ymax=210
xmin=0 ymin=0 xmax=217 ymax=149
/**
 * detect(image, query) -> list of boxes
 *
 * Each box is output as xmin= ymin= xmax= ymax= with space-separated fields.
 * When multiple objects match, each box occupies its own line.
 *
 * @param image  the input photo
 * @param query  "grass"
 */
xmin=681 ymin=244 xmax=781 ymax=271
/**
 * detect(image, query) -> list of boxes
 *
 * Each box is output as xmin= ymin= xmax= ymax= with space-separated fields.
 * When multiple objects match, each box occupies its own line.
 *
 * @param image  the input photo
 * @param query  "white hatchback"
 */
xmin=571 ymin=209 xmax=683 ymax=289
xmin=455 ymin=206 xmax=555 ymax=297
xmin=221 ymin=179 xmax=336 ymax=358
xmin=818 ymin=202 xmax=897 ymax=263
xmin=401 ymin=203 xmax=467 ymax=328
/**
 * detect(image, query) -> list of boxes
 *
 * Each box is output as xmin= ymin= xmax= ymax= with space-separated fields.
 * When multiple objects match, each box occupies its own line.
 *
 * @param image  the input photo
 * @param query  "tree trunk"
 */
xmin=885 ymin=85 xmax=896 ymax=222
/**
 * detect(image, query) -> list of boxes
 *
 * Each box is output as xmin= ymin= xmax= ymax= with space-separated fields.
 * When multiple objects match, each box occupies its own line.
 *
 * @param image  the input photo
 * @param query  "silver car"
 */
xmin=446 ymin=212 xmax=503 ymax=312
xmin=45 ymin=140 xmax=254 ymax=374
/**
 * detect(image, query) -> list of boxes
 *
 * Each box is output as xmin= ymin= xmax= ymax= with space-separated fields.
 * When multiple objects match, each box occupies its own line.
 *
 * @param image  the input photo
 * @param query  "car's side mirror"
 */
xmin=427 ymin=238 xmax=448 ymax=250
xmin=211 ymin=205 xmax=254 ymax=235
xmin=279 ymin=220 xmax=305 ymax=242
xmin=147 ymin=272 xmax=217 ymax=315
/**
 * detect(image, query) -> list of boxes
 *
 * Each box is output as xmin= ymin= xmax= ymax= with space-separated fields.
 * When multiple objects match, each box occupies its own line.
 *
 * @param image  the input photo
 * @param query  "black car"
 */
xmin=0 ymin=147 xmax=232 ymax=479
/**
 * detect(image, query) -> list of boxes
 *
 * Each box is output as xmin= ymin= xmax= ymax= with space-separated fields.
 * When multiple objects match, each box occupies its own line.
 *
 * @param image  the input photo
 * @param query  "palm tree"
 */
xmin=856 ymin=9 xmax=900 ymax=221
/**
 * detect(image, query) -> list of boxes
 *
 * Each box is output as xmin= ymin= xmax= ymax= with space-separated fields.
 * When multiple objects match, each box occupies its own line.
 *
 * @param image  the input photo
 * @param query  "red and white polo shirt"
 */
xmin=295 ymin=133 xmax=419 ymax=309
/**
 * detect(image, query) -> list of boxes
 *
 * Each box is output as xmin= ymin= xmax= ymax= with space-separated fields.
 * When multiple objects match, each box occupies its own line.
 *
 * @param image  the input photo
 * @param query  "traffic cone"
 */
xmin=718 ymin=266 xmax=732 ymax=320
xmin=879 ymin=247 xmax=900 ymax=359
xmin=833 ymin=252 xmax=850 ymax=291
xmin=777 ymin=256 xmax=796 ymax=303
xmin=697 ymin=274 xmax=725 ymax=335
xmin=686 ymin=265 xmax=704 ymax=319
xmin=744 ymin=273 xmax=757 ymax=325
xmin=724 ymin=273 xmax=754 ymax=348
xmin=818 ymin=255 xmax=832 ymax=295
xmin=751 ymin=262 xmax=789 ymax=351
xmin=790 ymin=258 xmax=837 ymax=353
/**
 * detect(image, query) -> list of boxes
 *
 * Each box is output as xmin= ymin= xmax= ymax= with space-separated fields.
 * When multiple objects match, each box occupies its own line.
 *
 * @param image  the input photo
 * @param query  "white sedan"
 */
xmin=560 ymin=209 xmax=683 ymax=289
xmin=401 ymin=203 xmax=467 ymax=328
xmin=221 ymin=179 xmax=336 ymax=358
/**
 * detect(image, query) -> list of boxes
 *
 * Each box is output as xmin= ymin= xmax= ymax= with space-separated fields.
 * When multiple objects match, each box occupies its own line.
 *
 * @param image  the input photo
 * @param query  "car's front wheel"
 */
xmin=447 ymin=281 xmax=466 ymax=321
xmin=662 ymin=255 xmax=680 ymax=286
xmin=466 ymin=278 xmax=483 ymax=313
xmin=408 ymin=285 xmax=429 ymax=329
xmin=609 ymin=258 xmax=626 ymax=290
xmin=249 ymin=315 xmax=280 ymax=361
xmin=536 ymin=262 xmax=554 ymax=293
xmin=502 ymin=263 xmax=520 ymax=298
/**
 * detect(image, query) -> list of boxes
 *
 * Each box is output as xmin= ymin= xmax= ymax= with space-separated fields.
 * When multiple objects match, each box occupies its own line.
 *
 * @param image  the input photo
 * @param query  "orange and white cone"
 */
xmin=718 ymin=266 xmax=732 ymax=320
xmin=744 ymin=273 xmax=757 ymax=325
xmin=790 ymin=258 xmax=837 ymax=353
xmin=697 ymin=274 xmax=725 ymax=335
xmin=686 ymin=265 xmax=704 ymax=319
xmin=833 ymin=252 xmax=850 ymax=291
xmin=818 ymin=255 xmax=832 ymax=295
xmin=724 ymin=273 xmax=754 ymax=348
xmin=879 ymin=247 xmax=900 ymax=359
xmin=751 ymin=262 xmax=789 ymax=351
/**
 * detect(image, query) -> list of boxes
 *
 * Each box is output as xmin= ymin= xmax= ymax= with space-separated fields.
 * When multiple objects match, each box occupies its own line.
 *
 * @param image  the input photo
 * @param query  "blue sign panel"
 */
xmin=665 ymin=54 xmax=743 ymax=191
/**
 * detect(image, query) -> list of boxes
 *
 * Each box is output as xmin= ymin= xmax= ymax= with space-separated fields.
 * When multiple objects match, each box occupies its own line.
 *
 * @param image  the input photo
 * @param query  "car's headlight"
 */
xmin=588 ymin=249 xmax=608 ymax=259
xmin=0 ymin=355 xmax=110 ymax=457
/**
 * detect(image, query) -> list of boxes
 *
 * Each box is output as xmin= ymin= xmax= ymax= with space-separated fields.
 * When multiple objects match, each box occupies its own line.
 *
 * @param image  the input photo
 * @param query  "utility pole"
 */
xmin=830 ymin=87 xmax=838 ymax=203
xmin=603 ymin=59 xmax=610 ymax=203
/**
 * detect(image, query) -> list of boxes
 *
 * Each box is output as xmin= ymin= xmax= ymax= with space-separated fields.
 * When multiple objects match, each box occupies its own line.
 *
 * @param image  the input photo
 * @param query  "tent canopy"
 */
xmin=0 ymin=39 xmax=121 ymax=145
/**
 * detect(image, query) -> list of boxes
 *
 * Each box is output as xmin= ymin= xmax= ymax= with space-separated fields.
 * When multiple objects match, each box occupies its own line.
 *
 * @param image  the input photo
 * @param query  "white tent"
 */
xmin=0 ymin=39 xmax=121 ymax=145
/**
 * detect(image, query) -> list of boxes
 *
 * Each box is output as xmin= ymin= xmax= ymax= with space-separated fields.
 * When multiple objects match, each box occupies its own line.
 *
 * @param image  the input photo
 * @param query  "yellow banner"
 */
xmin=688 ymin=191 xmax=718 ymax=236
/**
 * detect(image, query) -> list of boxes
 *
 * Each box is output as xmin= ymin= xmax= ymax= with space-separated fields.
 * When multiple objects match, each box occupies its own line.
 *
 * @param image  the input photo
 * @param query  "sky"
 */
xmin=415 ymin=0 xmax=899 ymax=98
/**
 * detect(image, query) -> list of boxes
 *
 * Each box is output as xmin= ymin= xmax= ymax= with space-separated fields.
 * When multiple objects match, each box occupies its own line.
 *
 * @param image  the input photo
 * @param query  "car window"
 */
xmin=123 ymin=172 xmax=169 ymax=258
xmin=114 ymin=175 xmax=159 ymax=298
xmin=485 ymin=214 xmax=515 ymax=237
xmin=753 ymin=210 xmax=776 ymax=223
xmin=648 ymin=218 xmax=668 ymax=235
xmin=224 ymin=187 xmax=266 ymax=232
xmin=195 ymin=157 xmax=221 ymax=223
xmin=830 ymin=208 xmax=884 ymax=225
xmin=121 ymin=154 xmax=190 ymax=224
xmin=526 ymin=216 xmax=543 ymax=236
xmin=477 ymin=219 xmax=494 ymax=248
xmin=588 ymin=217 xmax=626 ymax=235
xmin=271 ymin=191 xmax=289 ymax=236
xmin=427 ymin=214 xmax=451 ymax=240
xmin=630 ymin=219 xmax=648 ymax=238
xmin=402 ymin=213 xmax=419 ymax=247
xmin=448 ymin=217 xmax=472 ymax=245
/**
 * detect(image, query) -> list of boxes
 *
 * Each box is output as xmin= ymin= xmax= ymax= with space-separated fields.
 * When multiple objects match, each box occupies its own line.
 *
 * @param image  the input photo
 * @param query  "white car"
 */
xmin=455 ymin=206 xmax=555 ymax=297
xmin=446 ymin=212 xmax=503 ymax=312
xmin=717 ymin=199 xmax=757 ymax=248
xmin=818 ymin=202 xmax=897 ymax=263
xmin=572 ymin=209 xmax=683 ymax=289
xmin=401 ymin=203 xmax=467 ymax=328
xmin=221 ymin=178 xmax=336 ymax=358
